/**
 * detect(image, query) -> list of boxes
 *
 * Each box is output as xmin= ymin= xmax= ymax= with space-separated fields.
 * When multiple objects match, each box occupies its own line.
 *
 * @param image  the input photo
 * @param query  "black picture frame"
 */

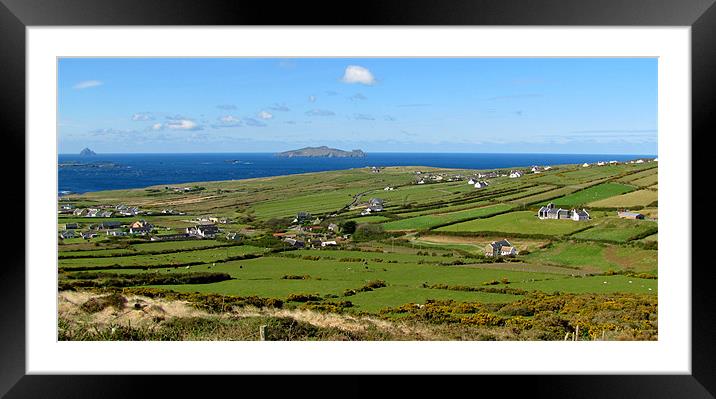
xmin=2 ymin=0 xmax=711 ymax=396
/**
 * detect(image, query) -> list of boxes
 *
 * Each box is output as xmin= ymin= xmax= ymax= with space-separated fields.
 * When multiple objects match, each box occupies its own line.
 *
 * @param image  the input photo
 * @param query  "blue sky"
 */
xmin=58 ymin=58 xmax=657 ymax=154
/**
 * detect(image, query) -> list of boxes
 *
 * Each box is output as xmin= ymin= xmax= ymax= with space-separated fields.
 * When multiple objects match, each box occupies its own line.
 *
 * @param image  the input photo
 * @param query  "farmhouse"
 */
xmin=500 ymin=246 xmax=517 ymax=256
xmin=129 ymin=226 xmax=151 ymax=235
xmin=130 ymin=220 xmax=151 ymax=229
xmin=538 ymin=203 xmax=570 ymax=220
xmin=321 ymin=240 xmax=338 ymax=247
xmin=582 ymin=163 xmax=590 ymax=167
xmin=361 ymin=203 xmax=384 ymax=216
xmin=571 ymin=209 xmax=590 ymax=221
xmin=618 ymin=211 xmax=645 ymax=220
xmin=196 ymin=224 xmax=219 ymax=238
xmin=468 ymin=179 xmax=476 ymax=185
xmin=99 ymin=221 xmax=122 ymax=230
xmin=509 ymin=171 xmax=523 ymax=178
xmin=59 ymin=231 xmax=75 ymax=239
xmin=327 ymin=223 xmax=339 ymax=232
xmin=65 ymin=223 xmax=79 ymax=230
xmin=106 ymin=229 xmax=127 ymax=237
xmin=485 ymin=239 xmax=518 ymax=257
xmin=283 ymin=237 xmax=305 ymax=248
xmin=474 ymin=181 xmax=489 ymax=189
xmin=369 ymin=198 xmax=384 ymax=206
xmin=538 ymin=203 xmax=590 ymax=221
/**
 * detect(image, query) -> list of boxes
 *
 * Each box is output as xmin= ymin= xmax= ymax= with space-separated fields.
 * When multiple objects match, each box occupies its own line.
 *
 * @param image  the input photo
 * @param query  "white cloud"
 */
xmin=258 ymin=111 xmax=273 ymax=120
xmin=211 ymin=115 xmax=243 ymax=128
xmin=73 ymin=80 xmax=103 ymax=90
xmin=132 ymin=112 xmax=154 ymax=121
xmin=341 ymin=66 xmax=376 ymax=85
xmin=308 ymin=95 xmax=317 ymax=103
xmin=166 ymin=119 xmax=202 ymax=131
xmin=151 ymin=123 xmax=163 ymax=130
xmin=220 ymin=115 xmax=240 ymax=123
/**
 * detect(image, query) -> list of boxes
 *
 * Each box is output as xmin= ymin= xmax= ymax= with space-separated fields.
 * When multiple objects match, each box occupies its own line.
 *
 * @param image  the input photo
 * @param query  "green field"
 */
xmin=548 ymin=183 xmax=636 ymax=207
xmin=571 ymin=218 xmax=658 ymax=242
xmin=436 ymin=211 xmax=595 ymax=236
xmin=383 ymin=203 xmax=514 ymax=231
xmin=588 ymin=189 xmax=658 ymax=208
xmin=58 ymin=160 xmax=659 ymax=330
xmin=58 ymin=245 xmax=266 ymax=270
xmin=523 ymin=241 xmax=657 ymax=273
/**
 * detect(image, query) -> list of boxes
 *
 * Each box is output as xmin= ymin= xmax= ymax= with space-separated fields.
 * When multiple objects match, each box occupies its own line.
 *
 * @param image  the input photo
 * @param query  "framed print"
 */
xmin=2 ymin=0 xmax=713 ymax=397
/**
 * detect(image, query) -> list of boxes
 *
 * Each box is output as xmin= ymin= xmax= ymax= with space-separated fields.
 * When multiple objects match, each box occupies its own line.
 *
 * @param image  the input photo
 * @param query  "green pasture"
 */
xmin=571 ymin=218 xmax=657 ymax=242
xmin=588 ymin=189 xmax=658 ymax=208
xmin=436 ymin=211 xmax=595 ymax=236
xmin=547 ymin=183 xmax=636 ymax=207
xmin=58 ymin=245 xmax=266 ymax=270
xmin=383 ymin=203 xmax=514 ymax=231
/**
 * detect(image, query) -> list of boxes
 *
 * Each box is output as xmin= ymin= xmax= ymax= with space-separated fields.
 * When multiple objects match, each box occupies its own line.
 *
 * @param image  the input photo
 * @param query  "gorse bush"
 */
xmin=80 ymin=293 xmax=127 ymax=313
xmin=286 ymin=293 xmax=322 ymax=302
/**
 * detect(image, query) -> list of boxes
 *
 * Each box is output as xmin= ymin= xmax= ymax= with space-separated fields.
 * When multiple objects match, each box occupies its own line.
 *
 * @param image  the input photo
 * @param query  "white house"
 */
xmin=509 ymin=171 xmax=523 ymax=178
xmin=582 ymin=163 xmax=590 ymax=167
xmin=538 ymin=203 xmax=571 ymax=220
xmin=500 ymin=246 xmax=518 ymax=256
xmin=485 ymin=239 xmax=518 ymax=257
xmin=468 ymin=179 xmax=476 ymax=185
xmin=571 ymin=209 xmax=590 ymax=221
xmin=474 ymin=181 xmax=489 ymax=189
xmin=196 ymin=224 xmax=219 ymax=238
xmin=321 ymin=240 xmax=337 ymax=247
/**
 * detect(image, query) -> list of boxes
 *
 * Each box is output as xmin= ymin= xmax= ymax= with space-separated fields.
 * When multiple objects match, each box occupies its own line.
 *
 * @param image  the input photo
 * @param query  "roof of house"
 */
xmin=501 ymin=246 xmax=514 ymax=252
xmin=574 ymin=209 xmax=590 ymax=217
xmin=490 ymin=239 xmax=512 ymax=249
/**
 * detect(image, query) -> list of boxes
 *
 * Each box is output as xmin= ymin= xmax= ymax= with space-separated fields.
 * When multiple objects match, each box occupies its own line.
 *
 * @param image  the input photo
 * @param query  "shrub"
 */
xmin=80 ymin=293 xmax=127 ymax=313
xmin=286 ymin=293 xmax=322 ymax=302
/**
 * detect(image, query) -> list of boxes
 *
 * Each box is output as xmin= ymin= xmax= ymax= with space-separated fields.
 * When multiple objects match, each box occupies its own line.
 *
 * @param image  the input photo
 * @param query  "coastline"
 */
xmin=58 ymin=152 xmax=656 ymax=195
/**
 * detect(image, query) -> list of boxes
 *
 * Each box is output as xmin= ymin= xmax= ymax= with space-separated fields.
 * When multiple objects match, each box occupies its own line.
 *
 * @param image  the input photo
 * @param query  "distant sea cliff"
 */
xmin=276 ymin=146 xmax=366 ymax=158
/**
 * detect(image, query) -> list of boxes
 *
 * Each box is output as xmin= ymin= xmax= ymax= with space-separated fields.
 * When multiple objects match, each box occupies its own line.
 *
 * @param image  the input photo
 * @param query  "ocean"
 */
xmin=58 ymin=152 xmax=655 ymax=194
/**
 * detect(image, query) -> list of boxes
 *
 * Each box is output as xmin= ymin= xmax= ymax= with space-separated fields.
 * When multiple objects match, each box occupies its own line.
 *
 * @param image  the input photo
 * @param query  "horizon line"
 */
xmin=58 ymin=151 xmax=657 ymax=156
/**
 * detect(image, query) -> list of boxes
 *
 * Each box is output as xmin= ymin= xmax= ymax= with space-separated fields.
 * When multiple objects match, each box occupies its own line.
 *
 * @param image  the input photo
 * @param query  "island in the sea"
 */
xmin=276 ymin=146 xmax=366 ymax=158
xmin=79 ymin=147 xmax=97 ymax=156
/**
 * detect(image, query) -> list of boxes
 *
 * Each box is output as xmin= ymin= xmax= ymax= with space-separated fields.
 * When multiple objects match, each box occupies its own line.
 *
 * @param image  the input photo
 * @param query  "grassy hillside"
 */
xmin=58 ymin=160 xmax=658 ymax=340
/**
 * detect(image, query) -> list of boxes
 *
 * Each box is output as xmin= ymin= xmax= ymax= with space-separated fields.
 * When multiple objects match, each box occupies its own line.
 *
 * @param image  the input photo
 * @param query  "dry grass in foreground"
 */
xmin=58 ymin=289 xmax=657 ymax=341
